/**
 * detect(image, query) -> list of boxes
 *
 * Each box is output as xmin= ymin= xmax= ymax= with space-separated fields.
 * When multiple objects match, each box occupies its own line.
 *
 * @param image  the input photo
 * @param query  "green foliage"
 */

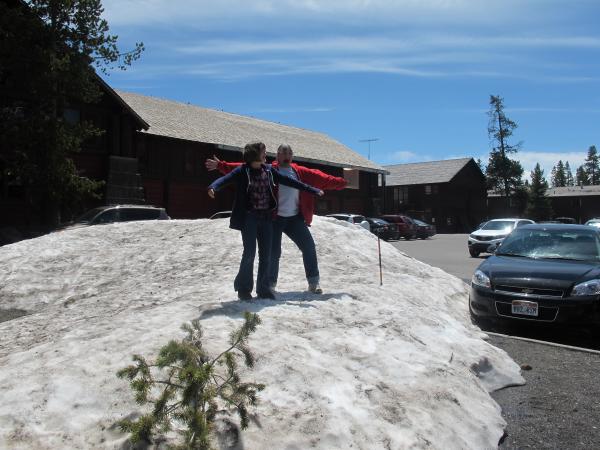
xmin=551 ymin=160 xmax=567 ymax=187
xmin=485 ymin=95 xmax=524 ymax=200
xmin=576 ymin=165 xmax=590 ymax=186
xmin=564 ymin=161 xmax=574 ymax=187
xmin=525 ymin=163 xmax=553 ymax=221
xmin=584 ymin=145 xmax=600 ymax=185
xmin=117 ymin=313 xmax=264 ymax=450
xmin=0 ymin=0 xmax=143 ymax=226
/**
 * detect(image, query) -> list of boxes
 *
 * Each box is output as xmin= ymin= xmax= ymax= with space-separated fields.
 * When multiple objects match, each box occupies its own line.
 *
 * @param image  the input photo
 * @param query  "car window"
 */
xmin=498 ymin=229 xmax=600 ymax=261
xmin=353 ymin=216 xmax=366 ymax=223
xmin=93 ymin=209 xmax=118 ymax=224
xmin=119 ymin=208 xmax=160 ymax=222
xmin=481 ymin=220 xmax=514 ymax=231
xmin=75 ymin=207 xmax=106 ymax=223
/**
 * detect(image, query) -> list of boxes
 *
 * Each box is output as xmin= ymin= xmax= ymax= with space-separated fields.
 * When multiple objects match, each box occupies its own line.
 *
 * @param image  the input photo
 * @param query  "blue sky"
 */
xmin=100 ymin=0 xmax=600 ymax=179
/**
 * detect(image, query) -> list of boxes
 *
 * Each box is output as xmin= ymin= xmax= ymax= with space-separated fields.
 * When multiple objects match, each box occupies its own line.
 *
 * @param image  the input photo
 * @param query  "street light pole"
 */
xmin=359 ymin=138 xmax=379 ymax=160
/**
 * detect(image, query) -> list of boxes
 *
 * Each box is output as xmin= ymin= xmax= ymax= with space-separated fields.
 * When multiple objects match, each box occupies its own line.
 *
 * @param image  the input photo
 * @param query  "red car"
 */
xmin=380 ymin=215 xmax=417 ymax=240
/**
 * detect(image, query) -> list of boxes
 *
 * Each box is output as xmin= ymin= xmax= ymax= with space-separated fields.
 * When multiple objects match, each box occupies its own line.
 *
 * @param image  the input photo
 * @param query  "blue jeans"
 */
xmin=269 ymin=214 xmax=319 ymax=287
xmin=234 ymin=211 xmax=273 ymax=296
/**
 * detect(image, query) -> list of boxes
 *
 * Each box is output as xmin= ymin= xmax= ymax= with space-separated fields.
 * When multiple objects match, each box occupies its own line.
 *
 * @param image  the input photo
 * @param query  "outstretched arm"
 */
xmin=207 ymin=166 xmax=242 ymax=197
xmin=205 ymin=155 xmax=242 ymax=175
xmin=298 ymin=166 xmax=348 ymax=190
xmin=273 ymin=170 xmax=324 ymax=196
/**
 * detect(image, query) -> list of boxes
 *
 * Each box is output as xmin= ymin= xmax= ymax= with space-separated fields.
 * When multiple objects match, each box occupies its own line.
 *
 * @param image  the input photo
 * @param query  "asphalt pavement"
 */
xmin=391 ymin=234 xmax=600 ymax=449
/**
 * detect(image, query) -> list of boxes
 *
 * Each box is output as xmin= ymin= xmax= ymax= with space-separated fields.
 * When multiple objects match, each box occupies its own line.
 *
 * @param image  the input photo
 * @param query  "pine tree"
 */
xmin=117 ymin=313 xmax=264 ymax=449
xmin=564 ymin=161 xmax=574 ymax=186
xmin=0 ymin=0 xmax=143 ymax=227
xmin=485 ymin=95 xmax=524 ymax=207
xmin=551 ymin=160 xmax=567 ymax=187
xmin=584 ymin=145 xmax=600 ymax=185
xmin=576 ymin=165 xmax=590 ymax=186
xmin=525 ymin=163 xmax=553 ymax=221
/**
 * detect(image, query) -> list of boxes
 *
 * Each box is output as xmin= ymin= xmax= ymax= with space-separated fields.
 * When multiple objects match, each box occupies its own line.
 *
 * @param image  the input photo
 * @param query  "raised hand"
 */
xmin=207 ymin=188 xmax=215 ymax=199
xmin=205 ymin=155 xmax=221 ymax=171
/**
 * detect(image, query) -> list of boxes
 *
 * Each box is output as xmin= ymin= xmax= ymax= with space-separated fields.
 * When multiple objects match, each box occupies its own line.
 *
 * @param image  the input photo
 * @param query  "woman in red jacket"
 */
xmin=206 ymin=144 xmax=347 ymax=294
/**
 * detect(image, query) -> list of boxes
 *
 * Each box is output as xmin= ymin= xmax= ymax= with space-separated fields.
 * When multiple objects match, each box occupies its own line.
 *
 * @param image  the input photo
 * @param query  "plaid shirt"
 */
xmin=248 ymin=168 xmax=271 ymax=210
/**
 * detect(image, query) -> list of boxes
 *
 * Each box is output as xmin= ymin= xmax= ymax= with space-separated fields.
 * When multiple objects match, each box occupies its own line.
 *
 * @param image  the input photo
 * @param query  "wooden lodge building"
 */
xmin=117 ymin=91 xmax=386 ymax=220
xmin=488 ymin=185 xmax=600 ymax=223
xmin=382 ymin=158 xmax=487 ymax=233
xmin=1 ymin=84 xmax=387 ymax=238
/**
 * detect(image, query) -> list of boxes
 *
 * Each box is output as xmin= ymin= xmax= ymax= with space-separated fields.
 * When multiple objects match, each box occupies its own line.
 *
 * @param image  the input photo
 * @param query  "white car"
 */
xmin=326 ymin=214 xmax=371 ymax=232
xmin=585 ymin=219 xmax=600 ymax=229
xmin=467 ymin=218 xmax=534 ymax=257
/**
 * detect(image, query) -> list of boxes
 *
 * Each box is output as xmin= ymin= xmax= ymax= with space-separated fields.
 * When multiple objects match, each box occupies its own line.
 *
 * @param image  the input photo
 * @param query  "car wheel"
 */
xmin=469 ymin=248 xmax=480 ymax=258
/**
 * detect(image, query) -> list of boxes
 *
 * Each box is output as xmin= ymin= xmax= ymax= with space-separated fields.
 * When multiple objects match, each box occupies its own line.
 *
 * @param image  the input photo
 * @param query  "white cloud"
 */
xmin=387 ymin=150 xmax=427 ymax=163
xmin=102 ymin=0 xmax=543 ymax=28
xmin=516 ymin=151 xmax=587 ymax=181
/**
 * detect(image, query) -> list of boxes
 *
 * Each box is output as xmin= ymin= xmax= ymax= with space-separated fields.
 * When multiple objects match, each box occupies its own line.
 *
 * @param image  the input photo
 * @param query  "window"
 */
xmin=184 ymin=149 xmax=196 ymax=177
xmin=425 ymin=185 xmax=432 ymax=195
xmin=393 ymin=187 xmax=409 ymax=208
xmin=63 ymin=108 xmax=80 ymax=125
xmin=93 ymin=209 xmax=118 ymax=224
xmin=119 ymin=208 xmax=160 ymax=222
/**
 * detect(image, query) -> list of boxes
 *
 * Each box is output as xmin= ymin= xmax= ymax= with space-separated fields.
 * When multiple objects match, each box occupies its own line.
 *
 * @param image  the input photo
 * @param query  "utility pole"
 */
xmin=359 ymin=138 xmax=379 ymax=160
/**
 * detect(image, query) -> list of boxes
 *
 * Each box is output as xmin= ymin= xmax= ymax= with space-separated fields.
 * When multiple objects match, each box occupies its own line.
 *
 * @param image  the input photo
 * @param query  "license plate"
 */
xmin=511 ymin=300 xmax=538 ymax=317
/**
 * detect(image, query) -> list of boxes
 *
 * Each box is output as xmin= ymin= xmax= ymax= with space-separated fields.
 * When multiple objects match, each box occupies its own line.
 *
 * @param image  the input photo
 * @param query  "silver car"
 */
xmin=59 ymin=205 xmax=170 ymax=230
xmin=468 ymin=218 xmax=534 ymax=257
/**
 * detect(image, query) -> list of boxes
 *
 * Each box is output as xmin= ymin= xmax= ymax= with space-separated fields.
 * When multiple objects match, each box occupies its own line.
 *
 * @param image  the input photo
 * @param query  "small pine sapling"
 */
xmin=117 ymin=312 xmax=264 ymax=449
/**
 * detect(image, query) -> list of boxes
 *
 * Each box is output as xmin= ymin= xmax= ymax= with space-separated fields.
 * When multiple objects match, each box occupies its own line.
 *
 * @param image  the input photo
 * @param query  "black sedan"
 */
xmin=413 ymin=219 xmax=436 ymax=239
xmin=365 ymin=218 xmax=399 ymax=241
xmin=469 ymin=224 xmax=600 ymax=325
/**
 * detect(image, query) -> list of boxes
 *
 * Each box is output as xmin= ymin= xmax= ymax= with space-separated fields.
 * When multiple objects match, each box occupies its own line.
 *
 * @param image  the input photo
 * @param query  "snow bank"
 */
xmin=0 ymin=216 xmax=523 ymax=449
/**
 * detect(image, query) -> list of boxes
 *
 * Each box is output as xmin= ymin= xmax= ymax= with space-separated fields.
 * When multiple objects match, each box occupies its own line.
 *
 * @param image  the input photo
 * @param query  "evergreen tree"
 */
xmin=584 ymin=145 xmax=600 ymax=185
xmin=0 ymin=0 xmax=143 ymax=227
xmin=485 ymin=95 xmax=524 ymax=207
xmin=118 ymin=313 xmax=264 ymax=449
xmin=576 ymin=165 xmax=590 ymax=186
xmin=551 ymin=160 xmax=567 ymax=187
xmin=525 ymin=163 xmax=553 ymax=221
xmin=564 ymin=161 xmax=574 ymax=186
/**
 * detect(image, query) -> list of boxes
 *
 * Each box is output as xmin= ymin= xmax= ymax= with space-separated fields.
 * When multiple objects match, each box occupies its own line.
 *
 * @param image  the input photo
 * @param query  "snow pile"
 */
xmin=0 ymin=216 xmax=523 ymax=449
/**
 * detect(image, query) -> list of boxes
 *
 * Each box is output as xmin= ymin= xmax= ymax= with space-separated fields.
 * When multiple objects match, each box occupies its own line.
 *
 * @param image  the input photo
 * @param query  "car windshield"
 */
xmin=497 ymin=229 xmax=600 ymax=261
xmin=414 ymin=219 xmax=426 ymax=226
xmin=370 ymin=219 xmax=387 ymax=225
xmin=74 ymin=207 xmax=105 ymax=223
xmin=481 ymin=220 xmax=515 ymax=231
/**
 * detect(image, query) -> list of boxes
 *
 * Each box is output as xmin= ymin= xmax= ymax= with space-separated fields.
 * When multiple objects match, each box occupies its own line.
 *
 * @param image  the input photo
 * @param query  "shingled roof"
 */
xmin=384 ymin=157 xmax=476 ymax=186
xmin=117 ymin=91 xmax=385 ymax=173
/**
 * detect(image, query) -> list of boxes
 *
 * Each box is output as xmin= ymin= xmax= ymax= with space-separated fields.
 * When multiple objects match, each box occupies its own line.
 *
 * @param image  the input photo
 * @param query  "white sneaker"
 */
xmin=308 ymin=283 xmax=323 ymax=294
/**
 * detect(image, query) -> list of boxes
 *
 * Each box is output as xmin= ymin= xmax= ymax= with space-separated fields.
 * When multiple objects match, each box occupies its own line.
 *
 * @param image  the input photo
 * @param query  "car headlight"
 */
xmin=571 ymin=279 xmax=600 ymax=296
xmin=472 ymin=270 xmax=491 ymax=288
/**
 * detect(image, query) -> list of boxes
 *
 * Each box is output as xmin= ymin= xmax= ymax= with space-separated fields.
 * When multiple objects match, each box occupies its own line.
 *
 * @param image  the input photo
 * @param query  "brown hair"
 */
xmin=243 ymin=141 xmax=266 ymax=164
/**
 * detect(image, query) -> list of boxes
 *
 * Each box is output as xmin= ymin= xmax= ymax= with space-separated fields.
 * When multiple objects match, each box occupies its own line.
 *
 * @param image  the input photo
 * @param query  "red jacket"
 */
xmin=216 ymin=160 xmax=347 ymax=225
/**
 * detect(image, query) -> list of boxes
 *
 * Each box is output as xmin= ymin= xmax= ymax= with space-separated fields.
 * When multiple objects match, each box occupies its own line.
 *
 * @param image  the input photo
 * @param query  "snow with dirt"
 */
xmin=0 ymin=216 xmax=523 ymax=449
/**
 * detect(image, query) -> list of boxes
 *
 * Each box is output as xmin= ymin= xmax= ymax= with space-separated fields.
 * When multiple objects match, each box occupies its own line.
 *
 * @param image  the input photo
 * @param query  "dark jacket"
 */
xmin=208 ymin=164 xmax=322 ymax=230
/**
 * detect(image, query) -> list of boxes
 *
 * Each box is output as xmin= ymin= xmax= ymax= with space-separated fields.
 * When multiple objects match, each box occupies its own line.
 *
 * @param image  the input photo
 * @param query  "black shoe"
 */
xmin=256 ymin=291 xmax=275 ymax=300
xmin=237 ymin=290 xmax=253 ymax=301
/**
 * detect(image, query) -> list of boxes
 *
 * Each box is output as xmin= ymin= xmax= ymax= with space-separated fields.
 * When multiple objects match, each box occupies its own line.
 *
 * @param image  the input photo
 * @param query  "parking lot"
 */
xmin=391 ymin=233 xmax=600 ymax=350
xmin=392 ymin=234 xmax=600 ymax=449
